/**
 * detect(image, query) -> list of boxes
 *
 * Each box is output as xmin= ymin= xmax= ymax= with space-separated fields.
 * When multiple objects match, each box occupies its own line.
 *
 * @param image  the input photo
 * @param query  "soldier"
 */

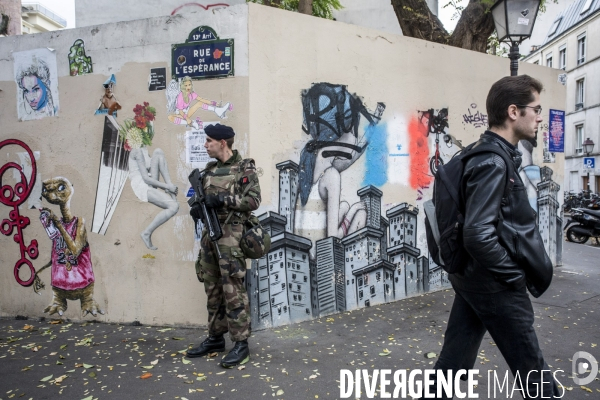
xmin=186 ymin=123 xmax=261 ymax=368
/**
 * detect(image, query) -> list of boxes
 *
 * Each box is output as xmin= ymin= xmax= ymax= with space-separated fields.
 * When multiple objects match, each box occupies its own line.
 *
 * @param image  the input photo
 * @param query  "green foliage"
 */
xmin=247 ymin=0 xmax=343 ymax=19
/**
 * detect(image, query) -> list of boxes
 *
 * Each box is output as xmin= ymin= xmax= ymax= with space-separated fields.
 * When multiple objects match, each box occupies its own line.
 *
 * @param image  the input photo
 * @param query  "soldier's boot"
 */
xmin=220 ymin=339 xmax=249 ymax=368
xmin=186 ymin=335 xmax=226 ymax=358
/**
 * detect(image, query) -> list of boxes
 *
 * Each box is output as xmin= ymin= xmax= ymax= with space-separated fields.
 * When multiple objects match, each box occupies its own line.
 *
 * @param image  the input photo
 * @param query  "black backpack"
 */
xmin=424 ymin=142 xmax=515 ymax=274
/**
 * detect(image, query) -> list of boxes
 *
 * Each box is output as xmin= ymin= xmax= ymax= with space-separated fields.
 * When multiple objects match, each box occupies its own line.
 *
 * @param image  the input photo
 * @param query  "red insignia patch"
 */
xmin=242 ymin=177 xmax=249 ymax=184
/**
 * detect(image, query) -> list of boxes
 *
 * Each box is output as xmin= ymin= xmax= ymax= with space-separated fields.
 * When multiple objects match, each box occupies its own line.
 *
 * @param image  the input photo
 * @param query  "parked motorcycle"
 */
xmin=564 ymin=208 xmax=600 ymax=244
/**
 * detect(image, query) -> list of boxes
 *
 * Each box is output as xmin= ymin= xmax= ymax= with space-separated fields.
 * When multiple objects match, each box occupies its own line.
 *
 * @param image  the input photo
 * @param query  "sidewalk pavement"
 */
xmin=1 ymin=240 xmax=599 ymax=400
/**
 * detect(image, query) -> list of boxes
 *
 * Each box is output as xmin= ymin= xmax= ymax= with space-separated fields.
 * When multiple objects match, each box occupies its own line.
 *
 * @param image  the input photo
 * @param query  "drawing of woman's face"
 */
xmin=183 ymin=80 xmax=192 ymax=94
xmin=21 ymin=75 xmax=46 ymax=110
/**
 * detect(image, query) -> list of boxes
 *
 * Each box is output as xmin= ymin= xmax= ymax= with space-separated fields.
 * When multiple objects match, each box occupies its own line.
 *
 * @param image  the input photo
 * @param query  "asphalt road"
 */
xmin=0 ymin=240 xmax=599 ymax=400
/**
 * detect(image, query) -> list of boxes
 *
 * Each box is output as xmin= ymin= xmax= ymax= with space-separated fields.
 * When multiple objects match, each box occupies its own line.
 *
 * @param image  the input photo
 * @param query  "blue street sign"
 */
xmin=584 ymin=157 xmax=595 ymax=169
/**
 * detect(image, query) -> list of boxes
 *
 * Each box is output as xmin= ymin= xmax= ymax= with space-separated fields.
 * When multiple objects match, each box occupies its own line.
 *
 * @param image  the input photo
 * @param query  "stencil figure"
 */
xmin=166 ymin=77 xmax=232 ymax=129
xmin=96 ymin=75 xmax=121 ymax=116
xmin=296 ymin=83 xmax=383 ymax=240
xmin=120 ymin=102 xmax=179 ymax=250
xmin=35 ymin=177 xmax=104 ymax=317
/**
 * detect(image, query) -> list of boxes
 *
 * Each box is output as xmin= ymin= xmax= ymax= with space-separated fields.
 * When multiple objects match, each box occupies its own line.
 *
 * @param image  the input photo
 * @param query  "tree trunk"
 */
xmin=0 ymin=0 xmax=22 ymax=36
xmin=391 ymin=0 xmax=496 ymax=53
xmin=298 ymin=0 xmax=314 ymax=15
xmin=449 ymin=1 xmax=496 ymax=52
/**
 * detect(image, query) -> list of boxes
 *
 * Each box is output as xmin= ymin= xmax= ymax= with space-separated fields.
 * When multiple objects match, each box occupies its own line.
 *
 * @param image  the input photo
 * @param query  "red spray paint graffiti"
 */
xmin=0 ymin=139 xmax=39 ymax=286
xmin=408 ymin=117 xmax=432 ymax=191
xmin=171 ymin=3 xmax=230 ymax=15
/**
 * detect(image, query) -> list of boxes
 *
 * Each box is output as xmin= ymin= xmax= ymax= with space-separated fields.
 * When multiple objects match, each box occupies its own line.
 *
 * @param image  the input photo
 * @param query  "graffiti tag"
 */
xmin=0 ymin=139 xmax=39 ymax=286
xmin=462 ymin=108 xmax=488 ymax=128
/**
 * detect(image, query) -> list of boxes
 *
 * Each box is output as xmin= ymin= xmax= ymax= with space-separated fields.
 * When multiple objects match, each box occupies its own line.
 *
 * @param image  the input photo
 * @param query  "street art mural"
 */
xmin=34 ymin=177 xmax=104 ymax=317
xmin=68 ymin=39 xmax=93 ymax=76
xmin=294 ymin=83 xmax=384 ymax=248
xmin=121 ymin=103 xmax=180 ymax=250
xmin=0 ymin=139 xmax=40 ymax=287
xmin=91 ymin=116 xmax=129 ymax=235
xmin=14 ymin=48 xmax=59 ymax=121
xmin=95 ymin=74 xmax=121 ymax=117
xmin=245 ymin=89 xmax=563 ymax=330
xmin=165 ymin=77 xmax=233 ymax=129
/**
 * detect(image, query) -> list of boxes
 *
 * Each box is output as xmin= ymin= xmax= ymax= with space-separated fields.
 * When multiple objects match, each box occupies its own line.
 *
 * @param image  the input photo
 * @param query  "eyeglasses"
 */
xmin=515 ymin=105 xmax=543 ymax=115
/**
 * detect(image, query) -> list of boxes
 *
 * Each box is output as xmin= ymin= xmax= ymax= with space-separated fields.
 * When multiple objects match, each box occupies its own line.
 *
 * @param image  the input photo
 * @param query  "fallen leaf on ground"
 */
xmin=425 ymin=352 xmax=437 ymax=359
xmin=182 ymin=358 xmax=191 ymax=365
xmin=141 ymin=372 xmax=153 ymax=379
xmin=40 ymin=375 xmax=53 ymax=382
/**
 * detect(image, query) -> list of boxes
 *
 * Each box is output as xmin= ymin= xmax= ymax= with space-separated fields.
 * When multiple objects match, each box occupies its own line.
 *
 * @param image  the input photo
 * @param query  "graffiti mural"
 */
xmin=294 ymin=83 xmax=384 ymax=247
xmin=121 ymin=103 xmax=180 ymax=250
xmin=68 ymin=39 xmax=93 ymax=76
xmin=246 ymin=83 xmax=451 ymax=330
xmin=14 ymin=48 xmax=59 ymax=121
xmin=34 ymin=177 xmax=104 ymax=317
xmin=95 ymin=74 xmax=121 ymax=116
xmin=165 ymin=77 xmax=232 ymax=129
xmin=0 ymin=139 xmax=40 ymax=287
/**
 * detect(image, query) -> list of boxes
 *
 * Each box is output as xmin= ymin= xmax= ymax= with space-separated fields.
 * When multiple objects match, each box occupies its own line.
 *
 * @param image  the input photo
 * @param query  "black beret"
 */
xmin=205 ymin=123 xmax=235 ymax=140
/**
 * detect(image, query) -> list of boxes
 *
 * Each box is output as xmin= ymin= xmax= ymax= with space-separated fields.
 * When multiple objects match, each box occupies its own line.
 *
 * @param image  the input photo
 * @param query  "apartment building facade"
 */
xmin=524 ymin=0 xmax=600 ymax=193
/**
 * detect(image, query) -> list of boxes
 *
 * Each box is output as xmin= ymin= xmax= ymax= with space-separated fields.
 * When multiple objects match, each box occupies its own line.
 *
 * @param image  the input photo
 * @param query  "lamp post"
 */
xmin=491 ymin=0 xmax=542 ymax=76
xmin=583 ymin=138 xmax=595 ymax=192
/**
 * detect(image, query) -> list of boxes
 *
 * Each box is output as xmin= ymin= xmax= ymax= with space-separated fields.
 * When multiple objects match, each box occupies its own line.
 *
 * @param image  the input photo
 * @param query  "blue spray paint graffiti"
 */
xmin=362 ymin=122 xmax=388 ymax=187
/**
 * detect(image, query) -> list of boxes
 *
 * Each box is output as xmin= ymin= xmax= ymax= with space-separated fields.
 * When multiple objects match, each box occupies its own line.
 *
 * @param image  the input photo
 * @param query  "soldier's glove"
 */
xmin=189 ymin=205 xmax=206 ymax=223
xmin=205 ymin=194 xmax=224 ymax=209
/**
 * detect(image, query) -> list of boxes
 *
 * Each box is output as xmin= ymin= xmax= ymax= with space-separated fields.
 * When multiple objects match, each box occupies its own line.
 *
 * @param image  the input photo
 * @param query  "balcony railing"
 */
xmin=22 ymin=3 xmax=67 ymax=28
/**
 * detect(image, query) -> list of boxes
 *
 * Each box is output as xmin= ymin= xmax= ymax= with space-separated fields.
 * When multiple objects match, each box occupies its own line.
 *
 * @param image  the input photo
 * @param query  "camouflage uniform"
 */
xmin=198 ymin=150 xmax=261 ymax=342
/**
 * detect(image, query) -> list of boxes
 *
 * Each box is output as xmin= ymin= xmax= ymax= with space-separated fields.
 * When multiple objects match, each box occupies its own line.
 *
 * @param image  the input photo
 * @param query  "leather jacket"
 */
xmin=448 ymin=131 xmax=553 ymax=298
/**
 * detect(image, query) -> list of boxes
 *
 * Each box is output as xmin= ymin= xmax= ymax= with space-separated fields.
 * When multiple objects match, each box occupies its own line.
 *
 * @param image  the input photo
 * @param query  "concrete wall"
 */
xmin=0 ymin=5 xmax=249 ymax=325
xmin=75 ymin=0 xmax=246 ymax=28
xmin=1 ymin=3 xmax=566 ymax=328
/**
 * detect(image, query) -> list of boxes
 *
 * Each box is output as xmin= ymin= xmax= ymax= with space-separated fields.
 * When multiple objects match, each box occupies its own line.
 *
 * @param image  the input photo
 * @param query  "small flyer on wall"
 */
xmin=185 ymin=122 xmax=217 ymax=168
xmin=549 ymin=109 xmax=565 ymax=153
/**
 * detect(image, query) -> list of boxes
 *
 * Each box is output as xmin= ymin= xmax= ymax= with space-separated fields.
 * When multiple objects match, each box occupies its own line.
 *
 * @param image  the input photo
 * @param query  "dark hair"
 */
xmin=225 ymin=137 xmax=234 ymax=149
xmin=486 ymin=75 xmax=543 ymax=128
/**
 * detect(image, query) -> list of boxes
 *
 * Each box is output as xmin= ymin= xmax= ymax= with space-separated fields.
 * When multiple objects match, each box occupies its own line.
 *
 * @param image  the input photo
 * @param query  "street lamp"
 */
xmin=491 ymin=0 xmax=541 ymax=76
xmin=583 ymin=138 xmax=595 ymax=192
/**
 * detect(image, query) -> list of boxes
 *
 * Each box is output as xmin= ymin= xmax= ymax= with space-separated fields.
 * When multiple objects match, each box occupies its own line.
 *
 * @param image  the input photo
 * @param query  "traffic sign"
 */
xmin=583 ymin=157 xmax=595 ymax=169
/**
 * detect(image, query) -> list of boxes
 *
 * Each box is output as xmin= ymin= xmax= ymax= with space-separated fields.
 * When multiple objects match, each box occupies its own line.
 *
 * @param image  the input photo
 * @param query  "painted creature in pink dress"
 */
xmin=35 ymin=177 xmax=104 ymax=317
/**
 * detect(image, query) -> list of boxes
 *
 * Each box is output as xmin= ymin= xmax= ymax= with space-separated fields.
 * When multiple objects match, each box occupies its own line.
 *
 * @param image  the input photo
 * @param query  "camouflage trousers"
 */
xmin=198 ymin=221 xmax=250 ymax=342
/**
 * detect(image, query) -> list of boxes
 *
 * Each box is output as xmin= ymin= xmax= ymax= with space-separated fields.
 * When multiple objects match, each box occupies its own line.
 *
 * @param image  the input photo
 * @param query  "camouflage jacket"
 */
xmin=202 ymin=150 xmax=261 ymax=222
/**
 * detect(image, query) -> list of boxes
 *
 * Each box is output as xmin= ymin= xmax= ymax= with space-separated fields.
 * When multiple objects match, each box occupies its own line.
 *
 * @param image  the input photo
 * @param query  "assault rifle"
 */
xmin=188 ymin=168 xmax=222 ymax=258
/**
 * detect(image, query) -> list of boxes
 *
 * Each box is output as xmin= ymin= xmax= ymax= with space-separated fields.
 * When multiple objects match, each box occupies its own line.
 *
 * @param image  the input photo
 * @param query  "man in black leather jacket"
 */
xmin=428 ymin=76 xmax=560 ymax=399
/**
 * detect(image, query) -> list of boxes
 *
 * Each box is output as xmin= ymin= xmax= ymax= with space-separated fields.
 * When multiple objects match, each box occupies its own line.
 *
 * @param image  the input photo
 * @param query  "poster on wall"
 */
xmin=148 ymin=68 xmax=167 ymax=91
xmin=549 ymin=109 xmax=565 ymax=153
xmin=171 ymin=26 xmax=234 ymax=80
xmin=185 ymin=122 xmax=217 ymax=168
xmin=13 ymin=48 xmax=59 ymax=121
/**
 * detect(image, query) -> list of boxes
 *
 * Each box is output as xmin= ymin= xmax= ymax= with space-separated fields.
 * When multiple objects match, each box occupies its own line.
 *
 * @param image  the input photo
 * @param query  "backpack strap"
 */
xmin=462 ymin=143 xmax=515 ymax=204
xmin=461 ymin=143 xmax=516 ymax=235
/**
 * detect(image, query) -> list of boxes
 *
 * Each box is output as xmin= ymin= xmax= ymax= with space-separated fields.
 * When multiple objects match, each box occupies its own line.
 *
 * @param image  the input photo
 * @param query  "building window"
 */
xmin=359 ymin=290 xmax=363 ymax=299
xmin=576 ymin=79 xmax=585 ymax=109
xmin=576 ymin=125 xmax=584 ymax=155
xmin=376 ymin=272 xmax=381 ymax=282
xmin=292 ymin=273 xmax=296 ymax=280
xmin=358 ymin=277 xmax=363 ymax=287
xmin=577 ymin=34 xmax=586 ymax=65
xmin=558 ymin=48 xmax=566 ymax=71
xmin=347 ymin=280 xmax=349 ymax=286
xmin=304 ymin=276 xmax=308 ymax=282
xmin=306 ymin=308 xmax=310 ymax=314
xmin=581 ymin=0 xmax=594 ymax=14
xmin=281 ymin=283 xmax=285 ymax=290
xmin=549 ymin=18 xmax=561 ymax=36
xmin=546 ymin=53 xmax=552 ymax=68
xmin=370 ymin=285 xmax=375 ymax=295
